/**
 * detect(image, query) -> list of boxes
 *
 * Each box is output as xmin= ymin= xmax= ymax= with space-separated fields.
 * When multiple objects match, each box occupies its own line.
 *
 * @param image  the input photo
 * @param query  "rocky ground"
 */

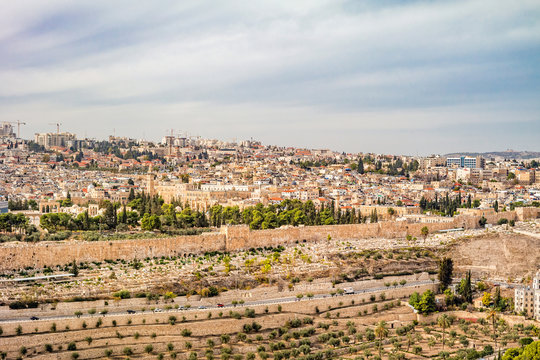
xmin=1 ymin=220 xmax=539 ymax=303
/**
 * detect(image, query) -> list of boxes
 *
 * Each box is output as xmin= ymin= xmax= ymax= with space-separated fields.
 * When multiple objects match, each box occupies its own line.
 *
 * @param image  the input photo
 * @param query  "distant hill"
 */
xmin=444 ymin=150 xmax=540 ymax=160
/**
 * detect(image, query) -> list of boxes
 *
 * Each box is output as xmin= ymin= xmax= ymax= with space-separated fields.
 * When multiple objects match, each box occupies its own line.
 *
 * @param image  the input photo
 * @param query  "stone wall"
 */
xmin=0 ymin=208 xmax=536 ymax=271
xmin=0 ymin=232 xmax=226 ymax=271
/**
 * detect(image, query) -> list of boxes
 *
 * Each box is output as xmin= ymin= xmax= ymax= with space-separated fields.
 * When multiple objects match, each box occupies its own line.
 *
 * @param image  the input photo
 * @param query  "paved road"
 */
xmin=0 ymin=280 xmax=437 ymax=324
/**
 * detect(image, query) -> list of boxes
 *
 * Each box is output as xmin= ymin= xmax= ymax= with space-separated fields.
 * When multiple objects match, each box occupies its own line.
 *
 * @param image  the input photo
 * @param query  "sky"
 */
xmin=1 ymin=0 xmax=539 ymax=155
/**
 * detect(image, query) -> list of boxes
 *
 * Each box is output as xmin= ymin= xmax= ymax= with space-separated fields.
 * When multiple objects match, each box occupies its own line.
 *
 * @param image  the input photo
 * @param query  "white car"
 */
xmin=153 ymin=308 xmax=163 ymax=313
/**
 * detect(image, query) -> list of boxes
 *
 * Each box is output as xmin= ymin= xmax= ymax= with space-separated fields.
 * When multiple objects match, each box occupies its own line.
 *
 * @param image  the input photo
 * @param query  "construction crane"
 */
xmin=48 ymin=123 xmax=62 ymax=134
xmin=3 ymin=120 xmax=26 ymax=138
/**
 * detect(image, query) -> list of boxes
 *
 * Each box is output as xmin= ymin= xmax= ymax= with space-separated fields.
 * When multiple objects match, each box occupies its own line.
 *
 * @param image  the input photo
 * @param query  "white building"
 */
xmin=514 ymin=270 xmax=540 ymax=319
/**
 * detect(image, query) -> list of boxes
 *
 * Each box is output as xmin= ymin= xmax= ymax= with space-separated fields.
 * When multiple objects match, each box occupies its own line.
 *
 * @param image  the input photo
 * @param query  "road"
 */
xmin=0 ymin=280 xmax=437 ymax=324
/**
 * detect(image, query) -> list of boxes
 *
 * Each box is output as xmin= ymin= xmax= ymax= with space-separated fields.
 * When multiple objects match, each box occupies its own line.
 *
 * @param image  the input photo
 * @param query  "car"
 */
xmin=198 ymin=305 xmax=207 ymax=309
xmin=126 ymin=309 xmax=136 ymax=314
xmin=217 ymin=303 xmax=224 ymax=308
xmin=153 ymin=308 xmax=163 ymax=313
xmin=30 ymin=316 xmax=39 ymax=320
xmin=178 ymin=306 xmax=186 ymax=310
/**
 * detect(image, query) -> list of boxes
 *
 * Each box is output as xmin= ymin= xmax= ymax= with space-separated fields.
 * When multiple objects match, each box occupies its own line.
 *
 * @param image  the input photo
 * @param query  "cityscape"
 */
xmin=1 ymin=1 xmax=540 ymax=360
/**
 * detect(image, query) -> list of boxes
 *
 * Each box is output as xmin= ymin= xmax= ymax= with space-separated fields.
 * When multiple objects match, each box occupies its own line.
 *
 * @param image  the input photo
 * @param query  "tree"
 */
xmin=487 ymin=309 xmax=499 ymax=350
xmin=357 ymin=158 xmax=364 ymax=175
xmin=438 ymin=257 xmax=453 ymax=291
xmin=458 ymin=271 xmax=473 ymax=303
xmin=493 ymin=286 xmax=502 ymax=309
xmin=438 ymin=314 xmax=451 ymax=350
xmin=141 ymin=213 xmax=161 ymax=231
xmin=493 ymin=200 xmax=499 ymax=213
xmin=374 ymin=321 xmax=389 ymax=358
xmin=421 ymin=226 xmax=429 ymax=240
xmin=482 ymin=292 xmax=492 ymax=307
xmin=418 ymin=290 xmax=436 ymax=314
xmin=479 ymin=216 xmax=487 ymax=227
xmin=409 ymin=292 xmax=421 ymax=308
xmin=71 ymin=260 xmax=79 ymax=277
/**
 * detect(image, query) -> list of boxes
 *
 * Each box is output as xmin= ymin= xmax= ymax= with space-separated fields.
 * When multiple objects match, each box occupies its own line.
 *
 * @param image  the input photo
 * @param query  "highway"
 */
xmin=0 ymin=280 xmax=437 ymax=324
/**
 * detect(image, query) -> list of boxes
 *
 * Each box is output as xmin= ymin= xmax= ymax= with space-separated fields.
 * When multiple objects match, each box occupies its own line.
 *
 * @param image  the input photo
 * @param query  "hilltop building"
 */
xmin=446 ymin=156 xmax=485 ymax=169
xmin=35 ymin=132 xmax=77 ymax=149
xmin=514 ymin=270 xmax=540 ymax=320
xmin=0 ymin=123 xmax=15 ymax=138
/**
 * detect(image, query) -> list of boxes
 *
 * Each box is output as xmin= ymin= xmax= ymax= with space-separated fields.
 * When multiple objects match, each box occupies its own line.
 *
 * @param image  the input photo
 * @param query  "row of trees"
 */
xmin=209 ymin=200 xmax=377 ymax=230
xmin=419 ymin=193 xmax=481 ymax=216
xmin=7 ymin=199 xmax=38 ymax=211
xmin=0 ymin=213 xmax=29 ymax=233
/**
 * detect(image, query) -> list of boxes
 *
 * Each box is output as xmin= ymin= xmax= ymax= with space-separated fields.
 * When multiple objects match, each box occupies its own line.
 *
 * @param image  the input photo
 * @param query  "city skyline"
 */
xmin=1 ymin=1 xmax=539 ymax=155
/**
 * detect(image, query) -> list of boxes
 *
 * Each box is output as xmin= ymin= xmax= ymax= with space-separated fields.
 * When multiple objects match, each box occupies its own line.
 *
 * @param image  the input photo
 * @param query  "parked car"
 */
xmin=217 ymin=303 xmax=225 ymax=308
xmin=153 ymin=308 xmax=163 ymax=313
xmin=30 ymin=316 xmax=39 ymax=320
xmin=198 ymin=305 xmax=207 ymax=309
xmin=126 ymin=309 xmax=136 ymax=314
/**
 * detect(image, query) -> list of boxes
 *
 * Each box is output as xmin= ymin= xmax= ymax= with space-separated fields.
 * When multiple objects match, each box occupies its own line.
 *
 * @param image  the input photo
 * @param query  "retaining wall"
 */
xmin=0 ymin=209 xmax=536 ymax=271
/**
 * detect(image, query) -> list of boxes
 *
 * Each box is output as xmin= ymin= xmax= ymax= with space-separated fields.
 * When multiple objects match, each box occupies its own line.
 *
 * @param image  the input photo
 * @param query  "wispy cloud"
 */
xmin=0 ymin=0 xmax=539 ymax=154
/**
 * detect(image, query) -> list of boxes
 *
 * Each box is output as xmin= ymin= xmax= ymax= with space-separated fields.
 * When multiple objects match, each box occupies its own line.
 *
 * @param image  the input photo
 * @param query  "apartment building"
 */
xmin=35 ymin=132 xmax=77 ymax=149
xmin=447 ymin=156 xmax=485 ymax=169
xmin=514 ymin=270 xmax=540 ymax=319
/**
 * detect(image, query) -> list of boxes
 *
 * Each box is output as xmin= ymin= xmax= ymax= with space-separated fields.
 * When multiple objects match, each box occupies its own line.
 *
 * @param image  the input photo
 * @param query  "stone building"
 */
xmin=514 ymin=270 xmax=540 ymax=319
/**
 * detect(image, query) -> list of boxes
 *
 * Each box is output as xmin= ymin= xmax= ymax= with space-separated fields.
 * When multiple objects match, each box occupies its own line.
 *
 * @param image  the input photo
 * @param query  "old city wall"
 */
xmin=0 ymin=208 xmax=537 ymax=271
xmin=0 ymin=232 xmax=226 ymax=271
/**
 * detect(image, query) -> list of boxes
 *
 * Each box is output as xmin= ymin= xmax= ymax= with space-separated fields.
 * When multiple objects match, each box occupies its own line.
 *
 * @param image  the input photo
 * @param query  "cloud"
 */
xmin=0 ymin=0 xmax=539 ymax=154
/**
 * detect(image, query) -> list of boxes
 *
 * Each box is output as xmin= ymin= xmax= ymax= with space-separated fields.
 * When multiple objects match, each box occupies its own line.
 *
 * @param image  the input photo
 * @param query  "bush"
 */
xmin=182 ymin=329 xmax=192 ymax=337
xmin=113 ymin=289 xmax=131 ymax=299
xmin=67 ymin=342 xmax=77 ymax=351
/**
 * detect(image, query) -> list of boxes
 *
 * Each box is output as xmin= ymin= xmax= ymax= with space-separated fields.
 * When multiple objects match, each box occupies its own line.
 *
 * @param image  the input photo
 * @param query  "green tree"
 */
xmin=438 ymin=314 xmax=451 ymax=350
xmin=418 ymin=290 xmax=436 ymax=314
xmin=487 ymin=309 xmax=498 ymax=351
xmin=374 ymin=321 xmax=389 ymax=358
xmin=421 ymin=226 xmax=429 ymax=240
xmin=71 ymin=260 xmax=79 ymax=277
xmin=357 ymin=158 xmax=364 ymax=175
xmin=438 ymin=257 xmax=453 ymax=291
xmin=458 ymin=270 xmax=473 ymax=303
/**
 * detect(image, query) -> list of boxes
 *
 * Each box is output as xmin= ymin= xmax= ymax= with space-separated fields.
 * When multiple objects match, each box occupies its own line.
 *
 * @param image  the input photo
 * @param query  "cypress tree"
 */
xmin=438 ymin=257 xmax=453 ymax=291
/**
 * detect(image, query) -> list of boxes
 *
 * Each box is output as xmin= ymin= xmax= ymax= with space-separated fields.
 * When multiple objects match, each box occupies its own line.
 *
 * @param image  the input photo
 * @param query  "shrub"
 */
xmin=145 ymin=344 xmax=154 ymax=353
xmin=104 ymin=349 xmax=113 ymax=357
xmin=113 ymin=289 xmax=131 ymax=299
xmin=67 ymin=342 xmax=77 ymax=351
xmin=182 ymin=328 xmax=192 ymax=337
xmin=45 ymin=344 xmax=53 ymax=352
xmin=123 ymin=347 xmax=133 ymax=356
